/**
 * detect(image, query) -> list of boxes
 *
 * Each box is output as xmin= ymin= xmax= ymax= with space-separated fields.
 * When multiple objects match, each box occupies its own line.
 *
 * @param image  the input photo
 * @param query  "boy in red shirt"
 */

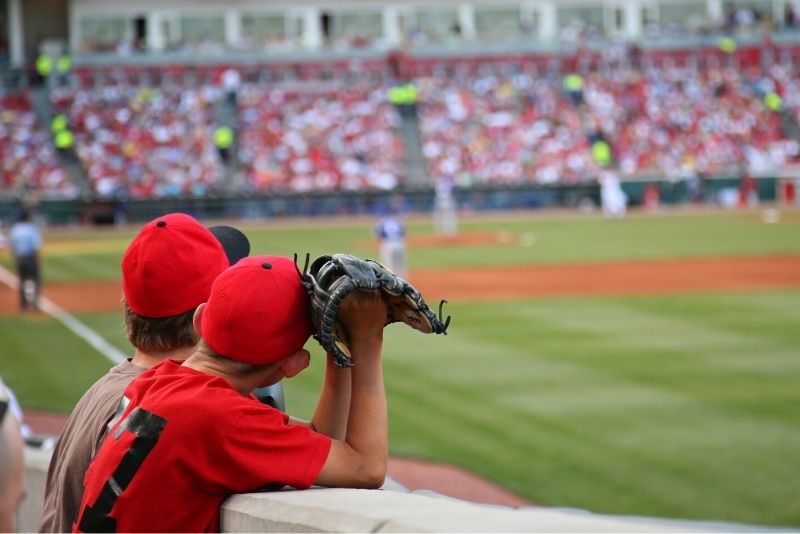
xmin=74 ymin=255 xmax=388 ymax=533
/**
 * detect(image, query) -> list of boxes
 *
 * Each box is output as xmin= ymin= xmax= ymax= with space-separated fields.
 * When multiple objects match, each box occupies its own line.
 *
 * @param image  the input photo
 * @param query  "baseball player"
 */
xmin=374 ymin=209 xmax=407 ymax=278
xmin=39 ymin=213 xmax=249 ymax=533
xmin=434 ymin=176 xmax=458 ymax=236
xmin=599 ymin=168 xmax=628 ymax=219
xmin=8 ymin=209 xmax=43 ymax=311
xmin=73 ymin=256 xmax=389 ymax=533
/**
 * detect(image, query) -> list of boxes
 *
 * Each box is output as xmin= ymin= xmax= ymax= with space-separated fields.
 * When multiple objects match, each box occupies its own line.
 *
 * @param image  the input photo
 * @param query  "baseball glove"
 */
xmin=296 ymin=253 xmax=450 ymax=368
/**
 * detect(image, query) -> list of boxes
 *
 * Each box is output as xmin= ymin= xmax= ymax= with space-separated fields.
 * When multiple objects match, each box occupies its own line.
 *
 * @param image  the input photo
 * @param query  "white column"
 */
xmin=8 ymin=0 xmax=24 ymax=66
xmin=624 ymin=1 xmax=643 ymax=39
xmin=225 ymin=9 xmax=241 ymax=48
xmin=302 ymin=8 xmax=322 ymax=49
xmin=383 ymin=5 xmax=401 ymax=47
xmin=538 ymin=2 xmax=557 ymax=41
xmin=147 ymin=12 xmax=164 ymax=51
xmin=458 ymin=3 xmax=475 ymax=40
xmin=707 ymin=0 xmax=724 ymax=26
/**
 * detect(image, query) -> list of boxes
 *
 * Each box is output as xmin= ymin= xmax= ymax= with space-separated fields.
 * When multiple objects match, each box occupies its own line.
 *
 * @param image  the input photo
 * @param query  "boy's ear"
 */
xmin=193 ymin=303 xmax=206 ymax=337
xmin=279 ymin=349 xmax=311 ymax=378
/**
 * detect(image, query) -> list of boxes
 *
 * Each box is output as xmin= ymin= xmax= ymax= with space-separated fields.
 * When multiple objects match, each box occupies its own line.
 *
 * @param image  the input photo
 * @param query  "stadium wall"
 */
xmin=0 ymin=177 xmax=781 ymax=226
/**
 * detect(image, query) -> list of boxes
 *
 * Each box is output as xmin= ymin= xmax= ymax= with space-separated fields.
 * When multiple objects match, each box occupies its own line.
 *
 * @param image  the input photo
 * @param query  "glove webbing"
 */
xmin=296 ymin=253 xmax=356 ymax=368
xmin=319 ymin=275 xmax=360 ymax=368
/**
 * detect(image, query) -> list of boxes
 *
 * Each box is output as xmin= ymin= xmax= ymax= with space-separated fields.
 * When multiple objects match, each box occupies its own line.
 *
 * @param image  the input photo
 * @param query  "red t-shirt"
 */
xmin=73 ymin=360 xmax=331 ymax=533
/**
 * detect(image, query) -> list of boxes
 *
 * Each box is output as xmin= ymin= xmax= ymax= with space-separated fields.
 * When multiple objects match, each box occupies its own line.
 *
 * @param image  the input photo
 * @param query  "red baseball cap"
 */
xmin=200 ymin=255 xmax=313 ymax=365
xmin=122 ymin=213 xmax=231 ymax=318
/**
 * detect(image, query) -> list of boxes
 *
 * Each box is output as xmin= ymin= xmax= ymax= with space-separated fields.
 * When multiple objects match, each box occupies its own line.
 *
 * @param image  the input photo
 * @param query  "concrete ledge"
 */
xmin=221 ymin=488 xmax=698 ymax=533
xmin=22 ymin=446 xmax=780 ymax=533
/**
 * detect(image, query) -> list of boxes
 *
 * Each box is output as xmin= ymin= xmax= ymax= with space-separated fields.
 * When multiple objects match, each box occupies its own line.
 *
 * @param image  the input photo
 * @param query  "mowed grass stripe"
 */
xmin=387 ymin=354 xmax=789 ymax=517
xmin=377 ymin=291 xmax=800 ymax=525
xmin=386 ymin=362 xmax=760 ymax=522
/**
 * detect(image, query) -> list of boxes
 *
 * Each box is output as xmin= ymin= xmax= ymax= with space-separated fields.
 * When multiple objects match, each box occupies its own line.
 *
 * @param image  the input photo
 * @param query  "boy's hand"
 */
xmin=337 ymin=290 xmax=387 ymax=342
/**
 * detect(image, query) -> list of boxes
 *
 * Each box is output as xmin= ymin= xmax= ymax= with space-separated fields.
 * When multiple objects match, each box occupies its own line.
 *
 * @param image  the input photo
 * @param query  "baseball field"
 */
xmin=1 ymin=207 xmax=799 ymax=527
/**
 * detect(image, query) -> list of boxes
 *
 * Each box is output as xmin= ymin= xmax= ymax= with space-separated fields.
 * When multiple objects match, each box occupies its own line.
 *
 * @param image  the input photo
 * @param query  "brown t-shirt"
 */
xmin=39 ymin=360 xmax=145 ymax=533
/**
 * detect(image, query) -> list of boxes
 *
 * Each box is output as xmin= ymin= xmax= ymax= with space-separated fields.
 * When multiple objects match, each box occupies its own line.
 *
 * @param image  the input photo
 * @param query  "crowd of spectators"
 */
xmin=4 ymin=45 xmax=800 ymax=200
xmin=235 ymin=81 xmax=405 ymax=192
xmin=416 ymin=58 xmax=800 ymax=188
xmin=0 ymin=94 xmax=77 ymax=199
xmin=50 ymin=79 xmax=225 ymax=199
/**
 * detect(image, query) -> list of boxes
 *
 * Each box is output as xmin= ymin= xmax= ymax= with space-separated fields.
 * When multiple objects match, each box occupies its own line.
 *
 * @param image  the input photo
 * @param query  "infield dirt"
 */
xmin=2 ymin=254 xmax=799 ymax=316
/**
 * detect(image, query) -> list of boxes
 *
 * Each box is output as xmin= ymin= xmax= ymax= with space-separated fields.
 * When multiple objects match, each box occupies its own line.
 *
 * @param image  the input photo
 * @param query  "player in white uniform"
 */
xmin=374 ymin=213 xmax=407 ymax=279
xmin=599 ymin=169 xmax=628 ymax=219
xmin=434 ymin=176 xmax=458 ymax=236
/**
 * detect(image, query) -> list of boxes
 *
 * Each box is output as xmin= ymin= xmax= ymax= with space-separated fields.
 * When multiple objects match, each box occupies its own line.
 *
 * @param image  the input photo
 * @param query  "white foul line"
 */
xmin=0 ymin=265 xmax=126 ymax=365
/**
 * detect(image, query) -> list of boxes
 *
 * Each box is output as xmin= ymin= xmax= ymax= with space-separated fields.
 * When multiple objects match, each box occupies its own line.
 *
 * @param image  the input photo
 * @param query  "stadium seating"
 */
xmin=235 ymin=81 xmax=405 ymax=192
xmin=415 ymin=53 xmax=800 ymax=187
xmin=11 ymin=41 xmax=798 ymax=199
xmin=0 ymin=94 xmax=77 ymax=199
xmin=50 ymin=80 xmax=225 ymax=199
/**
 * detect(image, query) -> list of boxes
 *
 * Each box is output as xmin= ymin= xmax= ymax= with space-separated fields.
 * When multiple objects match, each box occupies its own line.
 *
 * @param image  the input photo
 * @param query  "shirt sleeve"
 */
xmin=209 ymin=401 xmax=332 ymax=493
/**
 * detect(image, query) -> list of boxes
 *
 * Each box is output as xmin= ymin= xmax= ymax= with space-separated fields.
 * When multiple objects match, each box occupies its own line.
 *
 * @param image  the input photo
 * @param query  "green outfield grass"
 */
xmin=1 ymin=209 xmax=799 ymax=526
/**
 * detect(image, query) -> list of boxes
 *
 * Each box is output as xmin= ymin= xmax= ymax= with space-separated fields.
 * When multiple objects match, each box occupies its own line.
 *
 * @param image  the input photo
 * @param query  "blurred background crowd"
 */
xmin=1 ymin=0 xmax=800 ymax=206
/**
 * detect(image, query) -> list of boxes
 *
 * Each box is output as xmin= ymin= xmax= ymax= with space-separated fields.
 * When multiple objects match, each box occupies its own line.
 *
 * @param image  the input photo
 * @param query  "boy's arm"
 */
xmin=290 ymin=356 xmax=351 ymax=441
xmin=313 ymin=290 xmax=388 ymax=489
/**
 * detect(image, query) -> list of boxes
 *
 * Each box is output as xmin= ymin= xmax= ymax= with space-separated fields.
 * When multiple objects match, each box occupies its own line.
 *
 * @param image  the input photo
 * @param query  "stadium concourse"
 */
xmin=2 ymin=43 xmax=800 ymax=203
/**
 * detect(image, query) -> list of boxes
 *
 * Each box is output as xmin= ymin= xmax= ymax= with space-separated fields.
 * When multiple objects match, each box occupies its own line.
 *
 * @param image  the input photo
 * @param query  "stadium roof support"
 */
xmin=7 ymin=0 xmax=24 ymax=67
